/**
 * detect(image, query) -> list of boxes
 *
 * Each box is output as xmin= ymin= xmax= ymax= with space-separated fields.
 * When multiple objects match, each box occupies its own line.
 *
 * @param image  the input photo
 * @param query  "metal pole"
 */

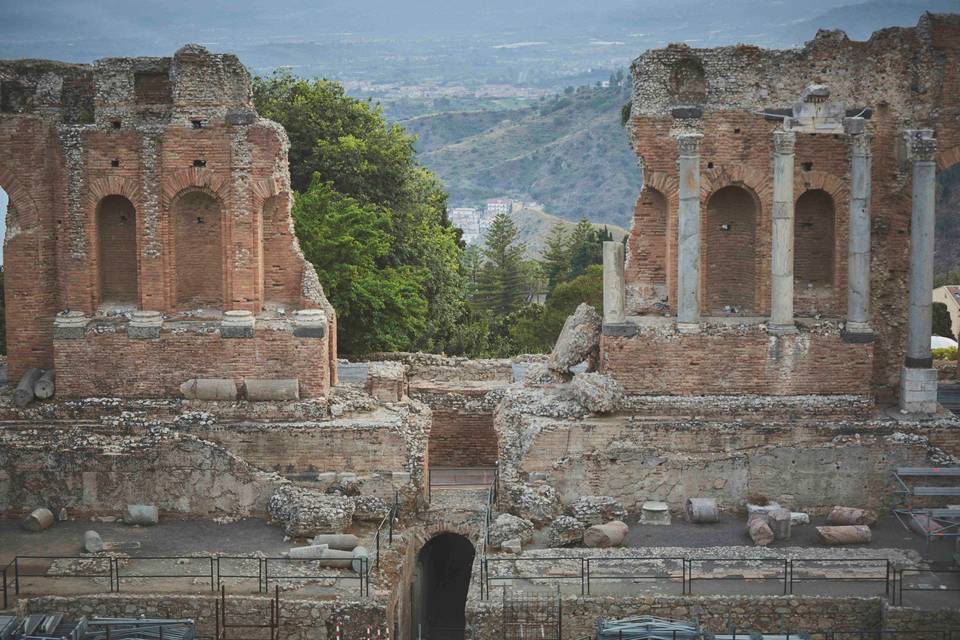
xmin=210 ymin=557 xmax=215 ymax=591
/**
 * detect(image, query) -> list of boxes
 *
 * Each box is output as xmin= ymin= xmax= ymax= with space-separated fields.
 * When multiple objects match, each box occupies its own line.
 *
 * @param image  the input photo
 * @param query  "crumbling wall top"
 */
xmin=629 ymin=12 xmax=960 ymax=121
xmin=0 ymin=44 xmax=255 ymax=126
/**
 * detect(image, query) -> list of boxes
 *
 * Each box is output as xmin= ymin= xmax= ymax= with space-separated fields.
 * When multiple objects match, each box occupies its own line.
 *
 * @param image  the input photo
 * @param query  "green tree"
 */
xmin=568 ymin=218 xmax=603 ymax=280
xmin=541 ymin=225 xmax=573 ymax=292
xmin=254 ymin=72 xmax=466 ymax=354
xmin=933 ymin=301 xmax=956 ymax=341
xmin=475 ymin=213 xmax=527 ymax=317
xmin=511 ymin=265 xmax=604 ymax=352
xmin=293 ymin=179 xmax=427 ymax=354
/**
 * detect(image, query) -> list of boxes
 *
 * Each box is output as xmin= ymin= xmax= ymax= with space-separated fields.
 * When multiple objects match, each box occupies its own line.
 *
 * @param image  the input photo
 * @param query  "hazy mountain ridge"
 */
xmin=405 ymin=83 xmax=641 ymax=228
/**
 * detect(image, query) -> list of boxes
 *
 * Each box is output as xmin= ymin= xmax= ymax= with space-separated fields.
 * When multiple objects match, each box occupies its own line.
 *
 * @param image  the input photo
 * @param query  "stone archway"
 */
xmin=411 ymin=532 xmax=476 ymax=640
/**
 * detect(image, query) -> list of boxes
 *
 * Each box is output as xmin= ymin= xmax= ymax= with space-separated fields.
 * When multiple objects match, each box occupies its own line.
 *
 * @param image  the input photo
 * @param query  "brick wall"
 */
xmin=623 ymin=15 xmax=960 ymax=394
xmin=468 ymin=595 xmax=881 ymax=638
xmin=53 ymin=325 xmax=329 ymax=398
xmin=704 ymin=184 xmax=758 ymax=313
xmin=601 ymin=327 xmax=874 ymax=396
xmin=0 ymin=46 xmax=338 ymax=390
xmin=24 ymin=594 xmax=385 ymax=640
xmin=429 ymin=410 xmax=498 ymax=468
xmin=173 ymin=190 xmax=223 ymax=308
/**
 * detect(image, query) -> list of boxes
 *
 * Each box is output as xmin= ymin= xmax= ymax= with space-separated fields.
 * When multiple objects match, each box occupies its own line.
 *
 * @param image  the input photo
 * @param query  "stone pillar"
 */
xmin=602 ymin=241 xmax=626 ymax=325
xmin=676 ymin=134 xmax=702 ymax=333
xmin=844 ymin=130 xmax=874 ymax=341
xmin=900 ymin=129 xmax=938 ymax=414
xmin=769 ymin=129 xmax=797 ymax=334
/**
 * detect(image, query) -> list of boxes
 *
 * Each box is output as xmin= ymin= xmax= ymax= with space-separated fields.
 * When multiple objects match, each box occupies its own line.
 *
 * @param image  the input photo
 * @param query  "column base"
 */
xmin=676 ymin=322 xmax=701 ymax=335
xmin=767 ymin=322 xmax=798 ymax=336
xmin=841 ymin=322 xmax=875 ymax=343
xmin=899 ymin=366 xmax=939 ymax=414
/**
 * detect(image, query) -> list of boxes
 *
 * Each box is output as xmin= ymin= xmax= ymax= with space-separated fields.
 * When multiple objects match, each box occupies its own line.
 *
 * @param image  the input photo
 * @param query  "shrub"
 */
xmin=932 ymin=346 xmax=958 ymax=361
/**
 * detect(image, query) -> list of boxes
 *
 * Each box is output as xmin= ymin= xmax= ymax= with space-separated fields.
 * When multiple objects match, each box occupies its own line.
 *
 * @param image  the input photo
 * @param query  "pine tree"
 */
xmin=568 ymin=218 xmax=600 ymax=280
xmin=541 ymin=225 xmax=573 ymax=292
xmin=475 ymin=213 xmax=528 ymax=316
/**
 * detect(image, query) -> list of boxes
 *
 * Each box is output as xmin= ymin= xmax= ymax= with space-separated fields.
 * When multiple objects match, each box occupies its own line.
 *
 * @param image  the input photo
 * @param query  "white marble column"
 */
xmin=602 ymin=241 xmax=626 ymax=324
xmin=844 ymin=130 xmax=874 ymax=340
xmin=900 ymin=129 xmax=938 ymax=414
xmin=770 ymin=129 xmax=797 ymax=334
xmin=676 ymin=134 xmax=702 ymax=332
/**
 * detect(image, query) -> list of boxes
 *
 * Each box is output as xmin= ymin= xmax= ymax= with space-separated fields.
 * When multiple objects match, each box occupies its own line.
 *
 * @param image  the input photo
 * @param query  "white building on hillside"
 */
xmin=933 ymin=285 xmax=960 ymax=340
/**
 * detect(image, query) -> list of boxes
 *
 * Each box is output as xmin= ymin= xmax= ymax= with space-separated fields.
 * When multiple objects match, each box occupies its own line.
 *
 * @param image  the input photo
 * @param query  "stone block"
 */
xmin=584 ymin=520 xmax=628 ymax=548
xmin=547 ymin=515 xmax=585 ymax=546
xmin=22 ymin=508 xmax=54 ymax=532
xmin=127 ymin=310 xmax=162 ymax=340
xmin=125 ymin=505 xmax=159 ymax=526
xmin=488 ymin=514 xmax=534 ymax=549
xmin=640 ymin=501 xmax=671 ymax=525
xmin=244 ymin=378 xmax=299 ymax=401
xmin=221 ymin=310 xmax=255 ymax=339
xmin=502 ymin=538 xmax=522 ymax=554
xmin=84 ymin=530 xmax=104 ymax=553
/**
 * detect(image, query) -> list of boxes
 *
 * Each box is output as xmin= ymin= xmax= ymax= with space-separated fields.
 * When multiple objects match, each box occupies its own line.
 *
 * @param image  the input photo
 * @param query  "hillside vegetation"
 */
xmin=507 ymin=204 xmax=626 ymax=258
xmin=401 ymin=80 xmax=641 ymax=228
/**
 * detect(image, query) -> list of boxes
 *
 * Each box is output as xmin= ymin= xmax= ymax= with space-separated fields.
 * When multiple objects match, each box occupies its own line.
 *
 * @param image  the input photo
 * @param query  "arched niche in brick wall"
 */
xmin=95 ymin=195 xmax=139 ymax=307
xmin=172 ymin=189 xmax=224 ymax=310
xmin=794 ymin=189 xmax=836 ymax=286
xmin=632 ymin=187 xmax=668 ymax=290
xmin=704 ymin=184 xmax=759 ymax=314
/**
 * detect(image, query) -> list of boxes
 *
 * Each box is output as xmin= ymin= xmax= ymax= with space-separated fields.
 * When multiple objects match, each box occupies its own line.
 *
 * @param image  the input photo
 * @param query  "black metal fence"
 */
xmin=1 ymin=554 xmax=370 ymax=609
xmin=374 ymin=490 xmax=401 ymax=572
xmin=480 ymin=556 xmax=904 ymax=601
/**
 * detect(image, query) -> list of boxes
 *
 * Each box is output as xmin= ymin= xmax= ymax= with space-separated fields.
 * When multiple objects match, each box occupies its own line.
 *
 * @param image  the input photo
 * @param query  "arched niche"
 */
xmin=794 ymin=189 xmax=836 ymax=288
xmin=705 ymin=185 xmax=758 ymax=314
xmin=96 ymin=194 xmax=138 ymax=306
xmin=173 ymin=189 xmax=223 ymax=309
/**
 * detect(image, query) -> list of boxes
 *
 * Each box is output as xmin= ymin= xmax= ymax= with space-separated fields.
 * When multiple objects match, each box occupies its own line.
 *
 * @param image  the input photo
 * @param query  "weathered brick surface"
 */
xmin=0 ymin=45 xmax=338 ymax=393
xmin=622 ymin=14 xmax=960 ymax=396
xmin=429 ymin=410 xmax=498 ymax=468
xmin=601 ymin=327 xmax=873 ymax=396
xmin=53 ymin=325 xmax=329 ymax=398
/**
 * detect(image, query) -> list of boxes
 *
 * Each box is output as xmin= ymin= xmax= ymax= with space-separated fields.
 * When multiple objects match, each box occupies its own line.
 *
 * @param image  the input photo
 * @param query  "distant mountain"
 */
xmin=404 ymin=82 xmax=641 ymax=228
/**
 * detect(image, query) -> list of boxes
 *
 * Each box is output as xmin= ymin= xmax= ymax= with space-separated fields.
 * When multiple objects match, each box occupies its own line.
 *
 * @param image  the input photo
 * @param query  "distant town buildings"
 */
xmin=448 ymin=200 xmax=517 ymax=244
xmin=485 ymin=198 xmax=513 ymax=216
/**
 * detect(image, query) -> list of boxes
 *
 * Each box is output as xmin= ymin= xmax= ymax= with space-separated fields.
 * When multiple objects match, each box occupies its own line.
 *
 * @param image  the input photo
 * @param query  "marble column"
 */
xmin=602 ymin=241 xmax=626 ymax=324
xmin=844 ymin=130 xmax=874 ymax=341
xmin=900 ymin=129 xmax=939 ymax=414
xmin=676 ymin=134 xmax=702 ymax=332
xmin=770 ymin=129 xmax=797 ymax=334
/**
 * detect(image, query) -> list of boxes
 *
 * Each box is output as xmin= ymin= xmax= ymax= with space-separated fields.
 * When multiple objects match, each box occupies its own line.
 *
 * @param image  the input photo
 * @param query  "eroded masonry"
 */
xmin=2 ymin=15 xmax=960 ymax=640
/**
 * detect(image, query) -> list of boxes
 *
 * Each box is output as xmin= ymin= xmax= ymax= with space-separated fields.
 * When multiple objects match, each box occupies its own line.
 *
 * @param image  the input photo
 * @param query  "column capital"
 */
xmin=904 ymin=129 xmax=936 ymax=162
xmin=850 ymin=132 xmax=874 ymax=157
xmin=677 ymin=133 xmax=703 ymax=156
xmin=772 ymin=129 xmax=796 ymax=155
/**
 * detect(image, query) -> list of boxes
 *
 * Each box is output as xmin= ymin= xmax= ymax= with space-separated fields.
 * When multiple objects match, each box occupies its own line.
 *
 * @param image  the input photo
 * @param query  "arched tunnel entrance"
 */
xmin=411 ymin=533 xmax=475 ymax=640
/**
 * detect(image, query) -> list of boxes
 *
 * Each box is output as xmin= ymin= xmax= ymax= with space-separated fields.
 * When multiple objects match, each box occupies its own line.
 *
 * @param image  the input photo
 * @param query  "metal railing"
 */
xmin=894 ymin=567 xmax=960 ymax=606
xmin=1 ymin=553 xmax=370 ymax=608
xmin=480 ymin=555 xmax=896 ymax=601
xmin=374 ymin=490 xmax=401 ymax=572
xmin=215 ymin=585 xmax=279 ymax=640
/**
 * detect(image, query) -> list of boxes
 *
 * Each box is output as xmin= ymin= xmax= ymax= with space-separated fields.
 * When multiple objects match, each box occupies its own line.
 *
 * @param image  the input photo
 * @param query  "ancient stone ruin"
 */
xmin=0 ymin=45 xmax=337 ymax=399
xmin=2 ymin=14 xmax=960 ymax=640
